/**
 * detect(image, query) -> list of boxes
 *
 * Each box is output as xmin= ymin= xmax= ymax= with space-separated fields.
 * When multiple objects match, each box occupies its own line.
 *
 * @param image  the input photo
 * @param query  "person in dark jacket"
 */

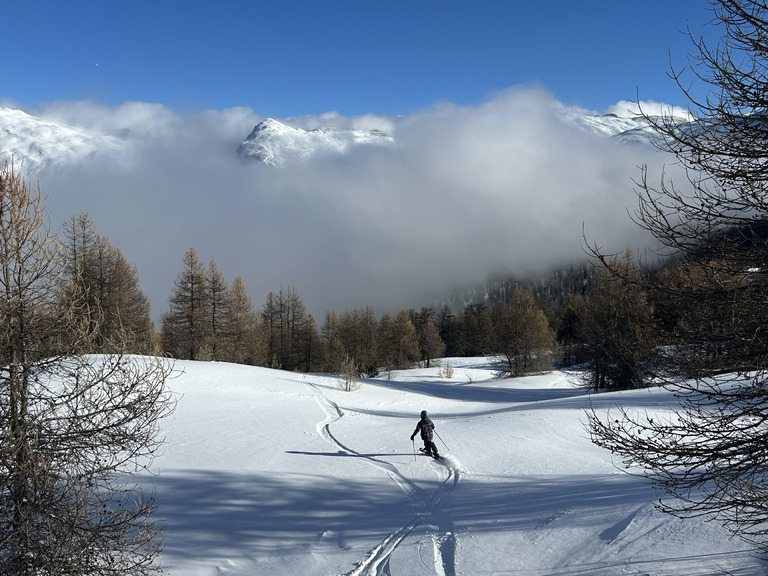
xmin=411 ymin=410 xmax=439 ymax=458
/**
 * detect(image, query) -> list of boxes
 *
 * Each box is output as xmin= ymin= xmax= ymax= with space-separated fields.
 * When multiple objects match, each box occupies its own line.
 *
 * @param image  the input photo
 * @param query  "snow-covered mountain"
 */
xmin=237 ymin=118 xmax=395 ymax=166
xmin=0 ymin=107 xmax=126 ymax=173
xmin=0 ymin=105 xmax=684 ymax=173
xmin=560 ymin=108 xmax=668 ymax=145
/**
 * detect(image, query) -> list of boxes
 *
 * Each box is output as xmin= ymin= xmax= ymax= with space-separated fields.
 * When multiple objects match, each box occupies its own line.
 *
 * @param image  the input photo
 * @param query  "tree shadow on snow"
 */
xmin=343 ymin=378 xmax=680 ymax=421
xmin=360 ymin=376 xmax=586 ymax=405
xmin=150 ymin=467 xmax=746 ymax=568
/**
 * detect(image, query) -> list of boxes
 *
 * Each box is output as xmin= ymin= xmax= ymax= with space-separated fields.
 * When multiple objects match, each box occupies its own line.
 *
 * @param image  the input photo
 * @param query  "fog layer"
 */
xmin=36 ymin=87 xmax=670 ymax=318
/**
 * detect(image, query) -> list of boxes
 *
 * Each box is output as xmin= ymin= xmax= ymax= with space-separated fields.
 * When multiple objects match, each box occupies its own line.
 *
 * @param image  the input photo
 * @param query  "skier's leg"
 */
xmin=429 ymin=440 xmax=439 ymax=457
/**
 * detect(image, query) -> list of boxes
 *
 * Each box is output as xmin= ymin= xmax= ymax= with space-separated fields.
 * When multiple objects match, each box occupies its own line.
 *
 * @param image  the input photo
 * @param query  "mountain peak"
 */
xmin=237 ymin=119 xmax=395 ymax=167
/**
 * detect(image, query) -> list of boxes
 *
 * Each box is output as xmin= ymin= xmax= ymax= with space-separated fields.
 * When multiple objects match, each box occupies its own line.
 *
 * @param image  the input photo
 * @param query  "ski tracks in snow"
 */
xmin=304 ymin=380 xmax=460 ymax=576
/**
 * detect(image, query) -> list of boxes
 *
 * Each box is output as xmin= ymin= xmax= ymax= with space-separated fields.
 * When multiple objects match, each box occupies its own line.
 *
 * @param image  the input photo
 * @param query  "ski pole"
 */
xmin=435 ymin=430 xmax=449 ymax=451
xmin=412 ymin=438 xmax=416 ymax=461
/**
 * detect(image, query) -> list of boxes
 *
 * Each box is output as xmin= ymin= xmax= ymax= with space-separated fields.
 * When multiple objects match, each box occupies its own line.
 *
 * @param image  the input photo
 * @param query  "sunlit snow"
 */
xmin=152 ymin=358 xmax=761 ymax=575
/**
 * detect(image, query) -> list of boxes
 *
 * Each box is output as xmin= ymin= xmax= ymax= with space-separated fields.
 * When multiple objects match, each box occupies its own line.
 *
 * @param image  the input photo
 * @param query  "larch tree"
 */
xmin=578 ymin=254 xmax=657 ymax=391
xmin=59 ymin=212 xmax=154 ymax=353
xmin=436 ymin=304 xmax=460 ymax=357
xmin=413 ymin=308 xmax=446 ymax=368
xmin=588 ymin=0 xmax=768 ymax=547
xmin=378 ymin=309 xmax=420 ymax=371
xmin=161 ymin=247 xmax=209 ymax=360
xmin=335 ymin=306 xmax=379 ymax=376
xmin=457 ymin=302 xmax=493 ymax=356
xmin=261 ymin=286 xmax=308 ymax=371
xmin=224 ymin=276 xmax=266 ymax=365
xmin=205 ymin=259 xmax=229 ymax=361
xmin=0 ymin=162 xmax=174 ymax=575
xmin=492 ymin=288 xmax=556 ymax=377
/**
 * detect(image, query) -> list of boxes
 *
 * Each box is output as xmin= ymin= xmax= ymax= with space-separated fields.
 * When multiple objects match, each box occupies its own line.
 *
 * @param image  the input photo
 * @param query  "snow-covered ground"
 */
xmin=153 ymin=358 xmax=763 ymax=575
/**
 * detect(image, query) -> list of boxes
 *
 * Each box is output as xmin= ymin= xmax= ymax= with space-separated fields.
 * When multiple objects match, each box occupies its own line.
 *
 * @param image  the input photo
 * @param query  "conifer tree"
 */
xmin=224 ymin=276 xmax=266 ymax=365
xmin=161 ymin=247 xmax=209 ymax=359
xmin=59 ymin=212 xmax=154 ymax=353
xmin=0 ymin=162 xmax=173 ymax=575
xmin=205 ymin=259 xmax=229 ymax=361
xmin=589 ymin=0 xmax=768 ymax=547
xmin=492 ymin=288 xmax=556 ymax=377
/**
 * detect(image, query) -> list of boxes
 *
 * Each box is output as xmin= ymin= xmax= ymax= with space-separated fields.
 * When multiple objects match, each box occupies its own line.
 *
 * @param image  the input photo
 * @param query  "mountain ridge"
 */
xmin=0 ymin=106 xmax=681 ymax=173
xmin=236 ymin=118 xmax=395 ymax=167
xmin=0 ymin=107 xmax=126 ymax=173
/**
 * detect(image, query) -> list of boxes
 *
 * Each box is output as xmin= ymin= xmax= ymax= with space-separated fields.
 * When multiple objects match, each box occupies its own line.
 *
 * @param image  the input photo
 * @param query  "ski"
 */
xmin=418 ymin=447 xmax=443 ymax=459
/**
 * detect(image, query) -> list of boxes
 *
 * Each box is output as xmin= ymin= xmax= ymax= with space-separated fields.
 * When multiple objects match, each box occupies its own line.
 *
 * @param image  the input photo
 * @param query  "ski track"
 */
xmin=305 ymin=380 xmax=460 ymax=576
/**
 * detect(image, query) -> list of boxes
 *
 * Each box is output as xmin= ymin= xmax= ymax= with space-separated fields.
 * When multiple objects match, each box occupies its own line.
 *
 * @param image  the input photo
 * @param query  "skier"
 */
xmin=411 ymin=410 xmax=440 ymax=458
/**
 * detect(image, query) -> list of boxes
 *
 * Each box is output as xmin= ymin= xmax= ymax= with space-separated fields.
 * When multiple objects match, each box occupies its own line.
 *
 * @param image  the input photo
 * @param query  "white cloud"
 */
xmin=31 ymin=87 xmax=672 ymax=319
xmin=606 ymin=99 xmax=693 ymax=120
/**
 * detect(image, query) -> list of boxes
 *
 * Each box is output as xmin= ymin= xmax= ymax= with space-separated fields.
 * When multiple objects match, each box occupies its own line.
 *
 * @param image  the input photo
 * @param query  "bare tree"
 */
xmin=336 ymin=352 xmax=362 ymax=392
xmin=0 ymin=162 xmax=174 ymax=575
xmin=205 ymin=259 xmax=228 ymax=361
xmin=59 ymin=216 xmax=154 ymax=354
xmin=589 ymin=0 xmax=768 ymax=547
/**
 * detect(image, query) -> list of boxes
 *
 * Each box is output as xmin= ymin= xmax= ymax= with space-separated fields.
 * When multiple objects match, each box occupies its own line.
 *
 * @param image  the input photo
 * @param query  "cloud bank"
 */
xmin=33 ymin=87 xmax=672 ymax=319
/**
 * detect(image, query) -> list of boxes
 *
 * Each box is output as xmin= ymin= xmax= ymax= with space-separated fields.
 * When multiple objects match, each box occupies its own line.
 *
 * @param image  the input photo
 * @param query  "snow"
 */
xmin=237 ymin=118 xmax=395 ymax=166
xmin=152 ymin=357 xmax=763 ymax=575
xmin=0 ymin=107 xmax=125 ymax=172
xmin=0 ymin=106 xmax=674 ymax=172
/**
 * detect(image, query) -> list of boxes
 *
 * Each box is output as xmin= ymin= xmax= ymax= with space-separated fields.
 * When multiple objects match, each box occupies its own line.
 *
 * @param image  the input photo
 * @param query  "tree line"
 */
xmin=53 ymin=211 xmax=688 ymax=393
xmin=156 ymin=245 xmax=560 ymax=378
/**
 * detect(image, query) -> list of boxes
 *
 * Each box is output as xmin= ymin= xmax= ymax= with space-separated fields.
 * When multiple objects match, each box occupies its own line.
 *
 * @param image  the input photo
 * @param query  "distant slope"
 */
xmin=0 ymin=107 xmax=126 ymax=173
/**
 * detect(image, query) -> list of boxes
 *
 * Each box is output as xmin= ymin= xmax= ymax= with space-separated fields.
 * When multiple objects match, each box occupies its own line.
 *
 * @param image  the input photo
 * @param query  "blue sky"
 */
xmin=7 ymin=0 xmax=711 ymax=116
xmin=1 ymin=1 xmax=718 ymax=318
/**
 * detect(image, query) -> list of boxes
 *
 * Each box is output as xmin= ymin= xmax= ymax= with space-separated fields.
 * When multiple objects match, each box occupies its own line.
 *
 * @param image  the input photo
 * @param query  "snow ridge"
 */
xmin=0 ymin=106 xmax=690 ymax=173
xmin=0 ymin=107 xmax=126 ymax=173
xmin=236 ymin=118 xmax=395 ymax=167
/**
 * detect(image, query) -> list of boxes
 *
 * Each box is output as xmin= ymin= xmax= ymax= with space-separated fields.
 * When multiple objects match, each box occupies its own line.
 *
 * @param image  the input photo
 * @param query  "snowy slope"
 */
xmin=0 ymin=107 xmax=126 ymax=172
xmin=153 ymin=358 xmax=760 ymax=576
xmin=236 ymin=118 xmax=395 ymax=166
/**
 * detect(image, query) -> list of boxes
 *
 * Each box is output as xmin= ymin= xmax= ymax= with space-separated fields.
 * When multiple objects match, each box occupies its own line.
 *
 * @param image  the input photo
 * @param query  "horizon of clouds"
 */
xmin=21 ymin=86 xmax=676 ymax=320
